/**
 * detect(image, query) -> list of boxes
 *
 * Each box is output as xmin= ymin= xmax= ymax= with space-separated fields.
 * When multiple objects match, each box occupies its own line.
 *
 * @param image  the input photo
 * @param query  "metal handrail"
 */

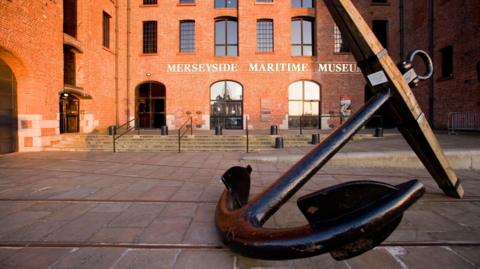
xmin=178 ymin=117 xmax=193 ymax=153
xmin=113 ymin=118 xmax=137 ymax=152
xmin=245 ymin=117 xmax=249 ymax=153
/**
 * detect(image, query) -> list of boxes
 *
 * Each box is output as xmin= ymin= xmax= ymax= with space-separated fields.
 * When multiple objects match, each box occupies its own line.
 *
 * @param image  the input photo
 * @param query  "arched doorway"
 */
xmin=288 ymin=80 xmax=321 ymax=129
xmin=136 ymin=82 xmax=166 ymax=129
xmin=210 ymin=80 xmax=243 ymax=129
xmin=0 ymin=59 xmax=17 ymax=153
xmin=59 ymin=93 xmax=79 ymax=133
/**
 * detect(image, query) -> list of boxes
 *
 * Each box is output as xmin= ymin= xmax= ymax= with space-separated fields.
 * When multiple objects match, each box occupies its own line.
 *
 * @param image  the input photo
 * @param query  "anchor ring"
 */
xmin=407 ymin=49 xmax=434 ymax=81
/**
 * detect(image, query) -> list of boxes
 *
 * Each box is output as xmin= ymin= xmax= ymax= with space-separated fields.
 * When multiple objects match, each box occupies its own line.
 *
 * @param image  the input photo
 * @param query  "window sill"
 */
xmin=102 ymin=46 xmax=115 ymax=54
xmin=254 ymin=2 xmax=275 ymax=6
xmin=177 ymin=52 xmax=196 ymax=55
xmin=214 ymin=7 xmax=237 ymax=10
xmin=139 ymin=4 xmax=158 ymax=8
xmin=141 ymin=53 xmax=158 ymax=56
xmin=177 ymin=3 xmax=196 ymax=7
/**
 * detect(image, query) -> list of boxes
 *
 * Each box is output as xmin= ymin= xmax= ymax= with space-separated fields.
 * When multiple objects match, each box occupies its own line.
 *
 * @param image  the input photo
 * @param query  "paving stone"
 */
xmin=183 ymin=221 xmax=220 ymax=244
xmin=396 ymin=246 xmax=477 ymax=269
xmin=91 ymin=202 xmax=131 ymax=213
xmin=44 ymin=212 xmax=119 ymax=242
xmin=450 ymin=247 xmax=480 ymax=267
xmin=51 ymin=247 xmax=125 ymax=269
xmin=346 ymin=247 xmax=404 ymax=269
xmin=160 ymin=202 xmax=197 ymax=217
xmin=50 ymin=187 xmax=100 ymax=199
xmin=88 ymin=227 xmax=143 ymax=243
xmin=0 ymin=247 xmax=21 ymax=263
xmin=0 ymin=211 xmax=51 ymax=238
xmin=193 ymin=203 xmax=216 ymax=222
xmin=141 ymin=186 xmax=181 ymax=200
xmin=46 ymin=203 xmax=97 ymax=222
xmin=85 ymin=183 xmax=129 ymax=200
xmin=173 ymin=250 xmax=234 ymax=269
xmin=0 ymin=219 xmax=68 ymax=242
xmin=139 ymin=216 xmax=191 ymax=244
xmin=0 ymin=247 xmax=72 ymax=269
xmin=112 ymin=249 xmax=180 ymax=269
xmin=0 ymin=201 xmax=35 ymax=218
xmin=109 ymin=203 xmax=164 ymax=227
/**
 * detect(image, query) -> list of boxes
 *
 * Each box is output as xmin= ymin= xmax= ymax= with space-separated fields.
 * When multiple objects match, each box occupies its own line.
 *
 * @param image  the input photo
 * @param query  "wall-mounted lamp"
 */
xmin=146 ymin=73 xmax=151 ymax=77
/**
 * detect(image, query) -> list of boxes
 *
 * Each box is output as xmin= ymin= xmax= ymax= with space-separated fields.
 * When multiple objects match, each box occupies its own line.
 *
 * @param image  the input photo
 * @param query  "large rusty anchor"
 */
xmin=216 ymin=0 xmax=463 ymax=261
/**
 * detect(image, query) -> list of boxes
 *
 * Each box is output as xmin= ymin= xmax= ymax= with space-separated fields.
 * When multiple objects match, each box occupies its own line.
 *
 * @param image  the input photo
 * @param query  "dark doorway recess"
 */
xmin=136 ymin=82 xmax=166 ymax=129
xmin=59 ymin=93 xmax=80 ymax=133
xmin=0 ymin=59 xmax=17 ymax=154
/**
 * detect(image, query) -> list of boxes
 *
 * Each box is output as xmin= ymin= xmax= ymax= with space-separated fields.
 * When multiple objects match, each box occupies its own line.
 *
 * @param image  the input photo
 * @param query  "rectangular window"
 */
xmin=372 ymin=0 xmax=387 ymax=3
xmin=180 ymin=0 xmax=195 ymax=3
xmin=292 ymin=18 xmax=313 ymax=56
xmin=180 ymin=21 xmax=195 ymax=52
xmin=102 ymin=12 xmax=111 ymax=48
xmin=334 ymin=25 xmax=349 ymax=53
xmin=215 ymin=0 xmax=237 ymax=8
xmin=143 ymin=21 xmax=157 ymax=54
xmin=257 ymin=20 xmax=274 ymax=52
xmin=143 ymin=0 xmax=157 ymax=4
xmin=372 ymin=20 xmax=388 ymax=49
xmin=440 ymin=46 xmax=454 ymax=78
xmin=292 ymin=0 xmax=313 ymax=8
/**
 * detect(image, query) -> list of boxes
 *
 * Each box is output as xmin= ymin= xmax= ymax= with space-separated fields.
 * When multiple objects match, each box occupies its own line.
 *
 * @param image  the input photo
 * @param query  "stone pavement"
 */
xmin=0 ymin=133 xmax=479 ymax=268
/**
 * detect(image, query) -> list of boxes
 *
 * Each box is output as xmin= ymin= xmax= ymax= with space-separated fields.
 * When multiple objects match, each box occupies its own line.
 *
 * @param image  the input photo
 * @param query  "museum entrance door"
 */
xmin=136 ymin=82 xmax=166 ymax=129
xmin=59 ymin=94 xmax=80 ymax=133
xmin=210 ymin=80 xmax=243 ymax=130
xmin=0 ymin=59 xmax=17 ymax=154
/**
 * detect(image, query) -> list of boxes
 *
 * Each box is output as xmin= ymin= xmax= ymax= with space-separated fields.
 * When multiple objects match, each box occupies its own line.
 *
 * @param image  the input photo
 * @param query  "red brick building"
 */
xmin=0 ymin=0 xmax=478 ymax=153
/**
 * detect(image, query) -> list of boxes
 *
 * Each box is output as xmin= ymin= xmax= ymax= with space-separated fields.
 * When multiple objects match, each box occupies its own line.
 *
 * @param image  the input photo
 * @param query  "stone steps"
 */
xmin=45 ymin=133 xmax=374 ymax=152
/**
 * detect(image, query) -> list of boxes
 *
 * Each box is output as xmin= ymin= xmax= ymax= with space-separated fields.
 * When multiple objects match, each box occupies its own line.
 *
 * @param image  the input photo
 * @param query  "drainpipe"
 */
xmin=126 ymin=0 xmax=131 ymax=122
xmin=399 ymin=0 xmax=404 ymax=60
xmin=428 ymin=0 xmax=435 ymax=127
xmin=114 ymin=0 xmax=119 ymax=126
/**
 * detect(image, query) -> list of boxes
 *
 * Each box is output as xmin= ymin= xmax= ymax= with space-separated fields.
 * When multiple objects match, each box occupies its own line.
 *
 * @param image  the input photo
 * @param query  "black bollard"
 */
xmin=161 ymin=126 xmax=168 ymax=135
xmin=275 ymin=137 xmax=284 ymax=149
xmin=270 ymin=125 xmax=278 ymax=135
xmin=311 ymin=133 xmax=320 ymax=144
xmin=215 ymin=126 xmax=223 ymax=135
xmin=374 ymin=127 xmax=383 ymax=137
xmin=107 ymin=125 xmax=116 ymax=136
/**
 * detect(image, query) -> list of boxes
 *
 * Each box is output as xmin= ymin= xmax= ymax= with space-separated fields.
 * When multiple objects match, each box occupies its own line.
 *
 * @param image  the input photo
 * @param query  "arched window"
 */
xmin=288 ymin=81 xmax=320 ymax=128
xmin=292 ymin=18 xmax=314 ymax=56
xmin=210 ymin=81 xmax=243 ymax=129
xmin=215 ymin=18 xmax=238 ymax=56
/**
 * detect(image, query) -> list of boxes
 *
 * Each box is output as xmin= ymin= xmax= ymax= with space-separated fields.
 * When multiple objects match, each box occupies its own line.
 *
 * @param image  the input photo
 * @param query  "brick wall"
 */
xmin=404 ymin=0 xmax=480 ymax=128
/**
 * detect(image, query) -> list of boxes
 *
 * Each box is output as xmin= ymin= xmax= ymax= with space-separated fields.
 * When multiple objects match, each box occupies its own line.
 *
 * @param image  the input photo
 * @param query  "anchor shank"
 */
xmin=248 ymin=89 xmax=392 ymax=224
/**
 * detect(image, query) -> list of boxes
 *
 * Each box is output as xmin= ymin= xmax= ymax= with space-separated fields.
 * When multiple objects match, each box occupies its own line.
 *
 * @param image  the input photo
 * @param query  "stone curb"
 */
xmin=241 ymin=149 xmax=480 ymax=170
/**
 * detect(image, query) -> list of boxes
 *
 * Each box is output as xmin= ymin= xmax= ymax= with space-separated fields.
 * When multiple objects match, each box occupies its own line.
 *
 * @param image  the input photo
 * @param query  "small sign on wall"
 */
xmin=340 ymin=96 xmax=352 ymax=117
xmin=260 ymin=98 xmax=272 ymax=122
